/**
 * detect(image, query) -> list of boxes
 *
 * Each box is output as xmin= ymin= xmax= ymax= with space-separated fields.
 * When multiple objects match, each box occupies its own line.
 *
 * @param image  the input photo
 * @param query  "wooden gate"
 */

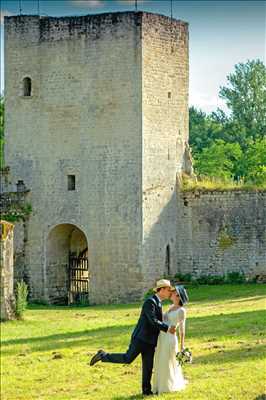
xmin=68 ymin=255 xmax=89 ymax=304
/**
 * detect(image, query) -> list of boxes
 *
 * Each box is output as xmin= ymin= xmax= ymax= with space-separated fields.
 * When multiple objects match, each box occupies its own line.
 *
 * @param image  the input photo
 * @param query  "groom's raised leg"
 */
xmin=141 ymin=344 xmax=155 ymax=395
xmin=101 ymin=339 xmax=142 ymax=364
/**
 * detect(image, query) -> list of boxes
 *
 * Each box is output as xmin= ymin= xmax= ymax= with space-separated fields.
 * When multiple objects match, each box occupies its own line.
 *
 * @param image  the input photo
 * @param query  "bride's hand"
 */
xmin=168 ymin=326 xmax=176 ymax=334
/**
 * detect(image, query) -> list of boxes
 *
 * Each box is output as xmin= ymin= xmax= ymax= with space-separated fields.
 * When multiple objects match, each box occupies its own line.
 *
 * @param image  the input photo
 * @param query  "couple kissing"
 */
xmin=90 ymin=279 xmax=189 ymax=396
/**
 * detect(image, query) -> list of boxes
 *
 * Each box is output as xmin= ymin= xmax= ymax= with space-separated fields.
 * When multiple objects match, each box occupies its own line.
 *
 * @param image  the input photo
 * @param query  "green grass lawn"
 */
xmin=1 ymin=285 xmax=266 ymax=400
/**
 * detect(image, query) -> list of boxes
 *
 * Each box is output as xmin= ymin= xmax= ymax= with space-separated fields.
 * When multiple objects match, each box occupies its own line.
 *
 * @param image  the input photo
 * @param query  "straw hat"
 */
xmin=153 ymin=279 xmax=173 ymax=292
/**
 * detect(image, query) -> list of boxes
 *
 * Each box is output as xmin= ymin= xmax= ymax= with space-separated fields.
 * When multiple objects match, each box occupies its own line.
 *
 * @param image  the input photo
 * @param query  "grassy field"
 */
xmin=1 ymin=285 xmax=266 ymax=400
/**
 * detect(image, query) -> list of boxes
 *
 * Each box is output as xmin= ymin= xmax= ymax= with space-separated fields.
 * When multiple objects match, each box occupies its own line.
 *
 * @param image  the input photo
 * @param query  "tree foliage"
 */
xmin=243 ymin=138 xmax=266 ymax=184
xmin=195 ymin=140 xmax=243 ymax=180
xmin=189 ymin=60 xmax=266 ymax=185
xmin=219 ymin=59 xmax=266 ymax=139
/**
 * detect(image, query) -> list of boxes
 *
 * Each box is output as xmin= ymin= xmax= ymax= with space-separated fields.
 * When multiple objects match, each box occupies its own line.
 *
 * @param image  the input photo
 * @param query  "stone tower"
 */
xmin=5 ymin=12 xmax=189 ymax=304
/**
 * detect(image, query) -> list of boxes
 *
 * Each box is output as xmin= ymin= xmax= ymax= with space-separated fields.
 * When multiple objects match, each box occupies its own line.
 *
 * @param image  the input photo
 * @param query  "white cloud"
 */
xmin=71 ymin=0 xmax=105 ymax=7
xmin=0 ymin=10 xmax=13 ymax=25
xmin=189 ymin=91 xmax=228 ymax=114
xmin=117 ymin=0 xmax=146 ymax=4
xmin=71 ymin=0 xmax=147 ymax=10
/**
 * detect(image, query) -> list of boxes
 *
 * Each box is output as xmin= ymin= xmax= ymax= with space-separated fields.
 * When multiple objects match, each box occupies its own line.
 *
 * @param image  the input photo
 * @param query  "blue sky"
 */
xmin=0 ymin=0 xmax=265 ymax=113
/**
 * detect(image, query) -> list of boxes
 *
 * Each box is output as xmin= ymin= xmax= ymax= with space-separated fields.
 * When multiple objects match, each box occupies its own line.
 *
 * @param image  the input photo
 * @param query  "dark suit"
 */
xmin=102 ymin=295 xmax=169 ymax=394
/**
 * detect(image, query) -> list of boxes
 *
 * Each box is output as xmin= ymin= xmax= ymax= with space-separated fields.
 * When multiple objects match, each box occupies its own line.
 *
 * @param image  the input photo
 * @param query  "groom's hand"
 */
xmin=168 ymin=326 xmax=176 ymax=334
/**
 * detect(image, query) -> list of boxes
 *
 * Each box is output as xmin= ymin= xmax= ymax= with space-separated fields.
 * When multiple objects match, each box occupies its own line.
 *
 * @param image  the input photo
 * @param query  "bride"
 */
xmin=152 ymin=285 xmax=189 ymax=394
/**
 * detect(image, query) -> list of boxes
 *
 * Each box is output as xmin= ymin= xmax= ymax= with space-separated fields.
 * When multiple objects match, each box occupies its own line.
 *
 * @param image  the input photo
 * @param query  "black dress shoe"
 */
xmin=90 ymin=349 xmax=106 ymax=366
xmin=142 ymin=392 xmax=153 ymax=396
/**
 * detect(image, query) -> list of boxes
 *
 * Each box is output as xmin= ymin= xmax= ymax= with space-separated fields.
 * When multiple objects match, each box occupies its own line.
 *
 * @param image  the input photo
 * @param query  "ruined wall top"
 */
xmin=4 ymin=11 xmax=188 ymax=43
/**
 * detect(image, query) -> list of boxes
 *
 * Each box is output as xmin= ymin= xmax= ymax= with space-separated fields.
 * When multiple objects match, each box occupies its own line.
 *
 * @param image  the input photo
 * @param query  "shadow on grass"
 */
xmin=1 ymin=309 xmax=265 ymax=357
xmin=28 ymin=303 xmax=141 ymax=311
xmin=187 ymin=284 xmax=266 ymax=304
xmin=112 ymin=395 xmax=147 ymax=400
xmin=1 ymin=323 xmax=134 ymax=355
xmin=187 ymin=309 xmax=265 ymax=339
xmin=229 ymin=295 xmax=266 ymax=304
xmin=254 ymin=395 xmax=266 ymax=400
xmin=194 ymin=342 xmax=266 ymax=365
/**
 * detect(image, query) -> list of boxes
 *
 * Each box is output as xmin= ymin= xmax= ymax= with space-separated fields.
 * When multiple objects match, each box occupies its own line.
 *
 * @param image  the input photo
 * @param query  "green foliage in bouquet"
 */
xmin=176 ymin=348 xmax=193 ymax=366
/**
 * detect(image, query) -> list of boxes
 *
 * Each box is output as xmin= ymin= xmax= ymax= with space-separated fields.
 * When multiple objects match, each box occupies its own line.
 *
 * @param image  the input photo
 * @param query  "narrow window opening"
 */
xmin=68 ymin=175 xmax=75 ymax=191
xmin=168 ymin=91 xmax=171 ymax=99
xmin=23 ymin=77 xmax=32 ymax=96
xmin=165 ymin=244 xmax=170 ymax=275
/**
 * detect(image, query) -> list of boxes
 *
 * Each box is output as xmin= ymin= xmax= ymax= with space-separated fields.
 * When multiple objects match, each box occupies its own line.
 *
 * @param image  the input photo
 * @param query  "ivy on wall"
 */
xmin=2 ymin=203 xmax=32 ymax=223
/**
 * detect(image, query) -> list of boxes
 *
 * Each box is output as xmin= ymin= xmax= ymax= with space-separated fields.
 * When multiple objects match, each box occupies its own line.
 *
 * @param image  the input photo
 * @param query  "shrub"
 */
xmin=15 ymin=280 xmax=28 ymax=319
xmin=190 ymin=272 xmax=246 ymax=285
xmin=195 ymin=275 xmax=227 ymax=285
xmin=196 ymin=275 xmax=212 ymax=284
xmin=226 ymin=271 xmax=246 ymax=284
xmin=174 ymin=273 xmax=193 ymax=283
xmin=210 ymin=275 xmax=227 ymax=284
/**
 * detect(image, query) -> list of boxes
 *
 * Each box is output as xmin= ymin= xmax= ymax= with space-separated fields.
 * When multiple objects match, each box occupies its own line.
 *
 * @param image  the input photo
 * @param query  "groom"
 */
xmin=90 ymin=279 xmax=176 ymax=396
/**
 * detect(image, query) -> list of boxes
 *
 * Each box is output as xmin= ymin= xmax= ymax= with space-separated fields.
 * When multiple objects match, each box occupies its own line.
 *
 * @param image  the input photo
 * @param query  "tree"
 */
xmin=194 ymin=140 xmax=243 ymax=180
xmin=219 ymin=59 xmax=266 ymax=139
xmin=189 ymin=60 xmax=266 ymax=184
xmin=243 ymin=137 xmax=266 ymax=184
xmin=189 ymin=106 xmax=224 ymax=154
xmin=189 ymin=106 xmax=248 ymax=155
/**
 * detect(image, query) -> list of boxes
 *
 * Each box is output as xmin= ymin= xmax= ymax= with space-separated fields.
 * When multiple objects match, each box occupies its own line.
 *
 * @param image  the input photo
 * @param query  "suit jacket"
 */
xmin=132 ymin=294 xmax=169 ymax=346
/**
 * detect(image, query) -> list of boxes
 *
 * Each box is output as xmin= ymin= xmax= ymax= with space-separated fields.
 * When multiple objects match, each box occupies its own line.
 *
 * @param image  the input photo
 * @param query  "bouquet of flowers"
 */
xmin=176 ymin=348 xmax=192 ymax=366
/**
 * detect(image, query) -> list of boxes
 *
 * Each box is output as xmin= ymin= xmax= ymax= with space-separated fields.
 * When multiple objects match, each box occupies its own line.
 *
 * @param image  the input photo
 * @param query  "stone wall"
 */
xmin=0 ymin=221 xmax=15 ymax=320
xmin=4 ymin=12 xmax=265 ymax=304
xmin=5 ymin=11 xmax=189 ymax=303
xmin=13 ymin=220 xmax=30 ymax=288
xmin=0 ymin=180 xmax=31 ymax=291
xmin=4 ymin=12 xmax=144 ymax=304
xmin=176 ymin=190 xmax=266 ymax=278
xmin=141 ymin=14 xmax=189 ymax=288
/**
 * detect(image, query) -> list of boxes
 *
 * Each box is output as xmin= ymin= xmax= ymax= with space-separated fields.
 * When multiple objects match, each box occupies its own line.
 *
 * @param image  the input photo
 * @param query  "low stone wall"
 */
xmin=176 ymin=190 xmax=266 ymax=279
xmin=0 ymin=221 xmax=15 ymax=320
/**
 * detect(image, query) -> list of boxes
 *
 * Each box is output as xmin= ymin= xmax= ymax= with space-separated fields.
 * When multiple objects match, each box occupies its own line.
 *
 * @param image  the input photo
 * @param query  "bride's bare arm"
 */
xmin=179 ymin=322 xmax=185 ymax=351
xmin=178 ymin=309 xmax=186 ymax=351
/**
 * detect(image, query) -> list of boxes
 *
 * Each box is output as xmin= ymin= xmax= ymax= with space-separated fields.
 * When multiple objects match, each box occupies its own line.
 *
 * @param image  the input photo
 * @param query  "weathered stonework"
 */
xmin=176 ymin=191 xmax=266 ymax=278
xmin=5 ymin=12 xmax=265 ymax=304
xmin=5 ymin=12 xmax=189 ymax=304
xmin=0 ymin=179 xmax=31 ymax=291
xmin=0 ymin=221 xmax=15 ymax=320
xmin=141 ymin=13 xmax=189 ymax=289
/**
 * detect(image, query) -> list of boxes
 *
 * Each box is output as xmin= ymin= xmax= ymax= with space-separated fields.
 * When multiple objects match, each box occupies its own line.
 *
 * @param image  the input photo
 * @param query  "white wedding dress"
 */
xmin=152 ymin=307 xmax=187 ymax=394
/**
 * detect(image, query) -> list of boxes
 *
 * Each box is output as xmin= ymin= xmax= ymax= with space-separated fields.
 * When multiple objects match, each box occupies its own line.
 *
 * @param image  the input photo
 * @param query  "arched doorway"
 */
xmin=46 ymin=224 xmax=89 ymax=304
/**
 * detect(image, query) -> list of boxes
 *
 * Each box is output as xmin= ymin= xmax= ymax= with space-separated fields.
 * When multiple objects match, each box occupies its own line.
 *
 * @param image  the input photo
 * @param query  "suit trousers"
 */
xmin=101 ymin=338 xmax=155 ymax=394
